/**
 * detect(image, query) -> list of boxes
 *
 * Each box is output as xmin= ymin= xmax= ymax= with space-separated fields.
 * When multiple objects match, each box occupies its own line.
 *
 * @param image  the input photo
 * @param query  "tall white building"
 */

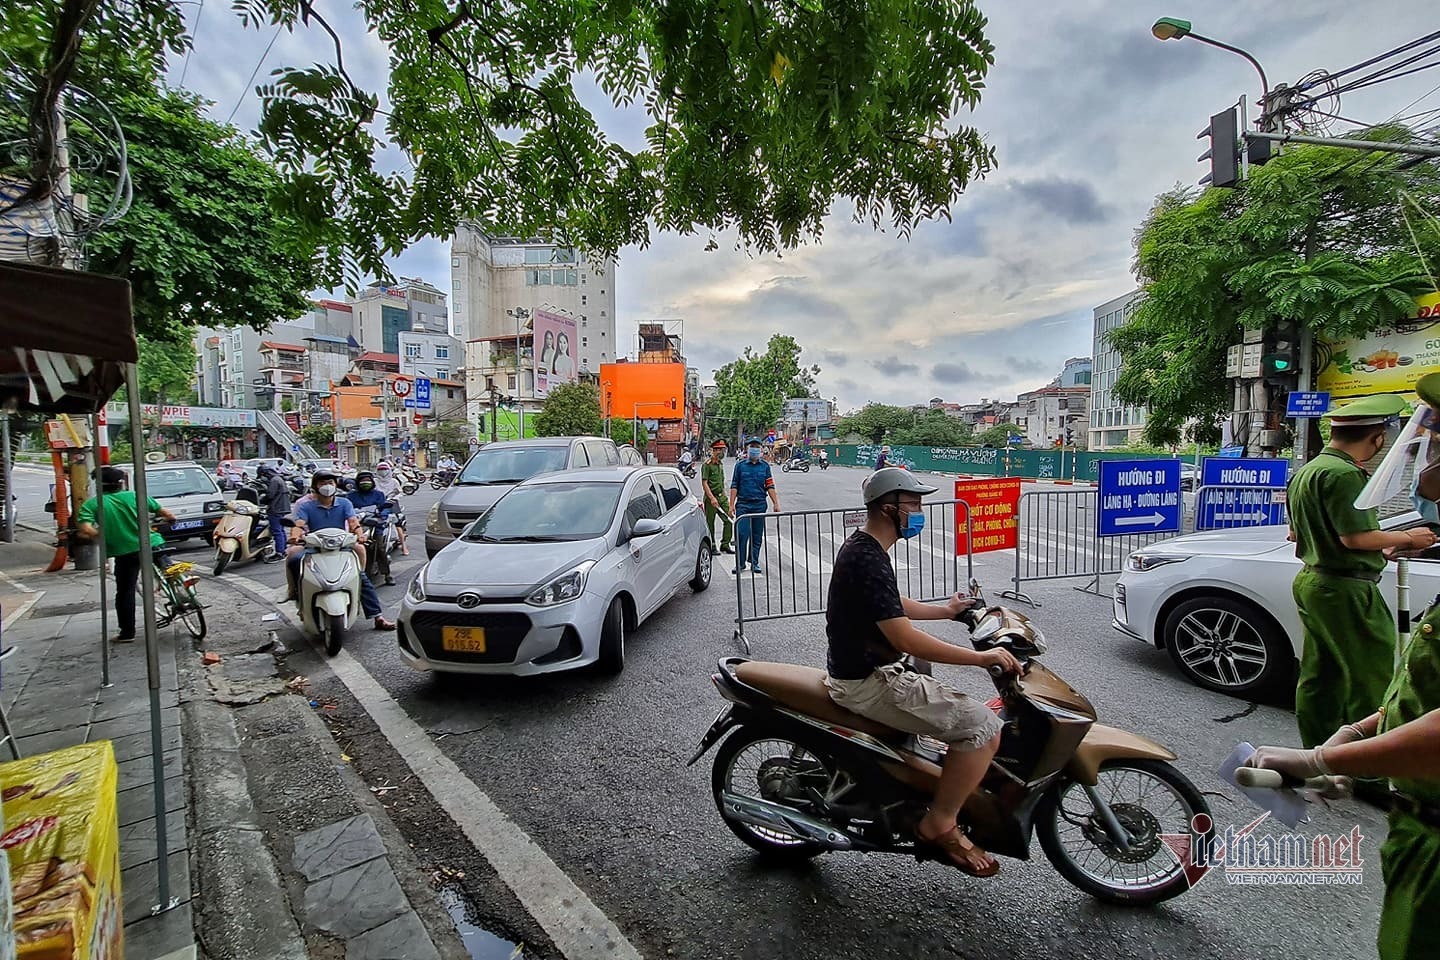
xmin=451 ymin=225 xmax=617 ymax=420
xmin=350 ymin=279 xmax=449 ymax=355
xmin=1089 ymin=289 xmax=1148 ymax=450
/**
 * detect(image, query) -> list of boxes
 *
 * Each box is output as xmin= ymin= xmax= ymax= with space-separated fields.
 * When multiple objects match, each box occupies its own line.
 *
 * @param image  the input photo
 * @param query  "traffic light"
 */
xmin=1197 ymin=107 xmax=1239 ymax=188
xmin=1064 ymin=424 xmax=1075 ymax=446
xmin=1262 ymin=323 xmax=1300 ymax=380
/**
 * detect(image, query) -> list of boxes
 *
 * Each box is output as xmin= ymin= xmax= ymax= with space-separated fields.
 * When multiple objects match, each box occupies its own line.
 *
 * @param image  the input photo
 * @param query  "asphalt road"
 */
xmin=219 ymin=463 xmax=1386 ymax=960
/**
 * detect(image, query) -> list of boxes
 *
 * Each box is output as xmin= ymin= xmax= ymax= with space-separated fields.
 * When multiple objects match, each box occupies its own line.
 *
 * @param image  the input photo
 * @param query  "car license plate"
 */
xmin=441 ymin=626 xmax=486 ymax=653
xmin=171 ymin=519 xmax=203 ymax=531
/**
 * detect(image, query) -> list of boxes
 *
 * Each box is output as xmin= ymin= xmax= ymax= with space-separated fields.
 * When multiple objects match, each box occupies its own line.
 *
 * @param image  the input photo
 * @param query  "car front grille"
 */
xmin=445 ymin=510 xmax=481 ymax=534
xmin=408 ymin=610 xmax=532 ymax=664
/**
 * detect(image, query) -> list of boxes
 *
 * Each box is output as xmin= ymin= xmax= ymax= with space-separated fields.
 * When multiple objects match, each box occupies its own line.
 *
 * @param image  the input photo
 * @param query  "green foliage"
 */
xmin=609 ymin=418 xmax=647 ymax=453
xmin=708 ymin=335 xmax=819 ymax=437
xmin=835 ymin=404 xmax=913 ymax=444
xmin=1113 ymin=131 xmax=1440 ymax=446
xmin=135 ymin=335 xmax=197 ymax=404
xmin=890 ymin=409 xmax=975 ymax=447
xmin=976 ymin=422 xmax=1020 ymax=448
xmin=300 ymin=424 xmax=336 ymax=451
xmin=534 ymin=382 xmax=603 ymax=438
xmin=416 ymin=421 xmax=473 ymax=459
xmin=13 ymin=0 xmax=996 ymax=284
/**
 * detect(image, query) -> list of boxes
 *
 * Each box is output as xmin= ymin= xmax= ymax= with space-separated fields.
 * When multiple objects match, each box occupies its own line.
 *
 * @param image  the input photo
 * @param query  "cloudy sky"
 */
xmin=166 ymin=1 xmax=1440 ymax=412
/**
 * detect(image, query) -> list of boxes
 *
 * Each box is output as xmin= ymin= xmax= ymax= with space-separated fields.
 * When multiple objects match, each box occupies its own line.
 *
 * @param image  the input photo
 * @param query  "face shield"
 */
xmin=1355 ymin=408 xmax=1435 ymax=519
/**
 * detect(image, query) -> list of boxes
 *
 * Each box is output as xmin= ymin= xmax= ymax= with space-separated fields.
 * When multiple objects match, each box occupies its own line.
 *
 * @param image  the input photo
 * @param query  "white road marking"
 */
xmin=222 ymin=572 xmax=642 ymax=960
xmin=0 ymin=571 xmax=43 ymax=630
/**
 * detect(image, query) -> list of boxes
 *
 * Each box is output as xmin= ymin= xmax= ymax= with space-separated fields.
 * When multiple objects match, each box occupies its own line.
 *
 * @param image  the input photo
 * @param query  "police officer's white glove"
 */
xmin=1246 ymin=745 xmax=1333 ymax=781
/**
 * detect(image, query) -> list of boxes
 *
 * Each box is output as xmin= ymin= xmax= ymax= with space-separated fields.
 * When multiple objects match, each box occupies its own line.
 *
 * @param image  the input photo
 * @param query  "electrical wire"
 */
xmin=1295 ymin=30 xmax=1440 ymax=91
xmin=225 ymin=23 xmax=284 ymax=127
xmin=177 ymin=0 xmax=205 ymax=88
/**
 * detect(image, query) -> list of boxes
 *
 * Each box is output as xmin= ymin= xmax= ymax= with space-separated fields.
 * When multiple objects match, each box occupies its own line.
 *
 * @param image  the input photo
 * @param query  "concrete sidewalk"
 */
xmin=0 ymin=535 xmax=194 ymax=960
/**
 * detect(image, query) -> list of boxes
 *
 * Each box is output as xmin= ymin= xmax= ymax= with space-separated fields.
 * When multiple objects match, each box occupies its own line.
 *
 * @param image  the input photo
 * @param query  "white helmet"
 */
xmin=863 ymin=467 xmax=936 ymax=504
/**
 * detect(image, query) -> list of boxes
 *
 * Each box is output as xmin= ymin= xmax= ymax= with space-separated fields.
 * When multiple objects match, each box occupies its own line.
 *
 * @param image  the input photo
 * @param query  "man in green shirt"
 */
xmin=1288 ymin=394 xmax=1436 ymax=751
xmin=699 ymin=439 xmax=733 ymax=556
xmin=76 ymin=466 xmax=177 ymax=643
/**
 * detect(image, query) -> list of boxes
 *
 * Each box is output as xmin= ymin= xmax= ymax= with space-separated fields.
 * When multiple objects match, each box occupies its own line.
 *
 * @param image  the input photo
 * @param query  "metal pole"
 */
xmin=1244 ymin=130 xmax=1440 ymax=158
xmin=124 ymin=362 xmax=173 ymax=910
xmin=1 ymin=416 xmax=12 ymax=544
xmin=633 ymin=403 xmax=639 ymax=448
xmin=1186 ymin=32 xmax=1269 ymax=116
xmin=91 ymin=413 xmax=110 ymax=687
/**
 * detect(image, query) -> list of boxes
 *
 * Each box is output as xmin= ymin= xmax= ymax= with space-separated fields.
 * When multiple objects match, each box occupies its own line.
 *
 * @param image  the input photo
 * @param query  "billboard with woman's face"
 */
xmin=533 ymin=309 xmax=579 ymax=398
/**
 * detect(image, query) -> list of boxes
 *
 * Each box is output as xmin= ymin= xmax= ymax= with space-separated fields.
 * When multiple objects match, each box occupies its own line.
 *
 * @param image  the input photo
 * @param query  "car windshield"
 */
xmin=147 ymin=467 xmax=218 ymax=498
xmin=464 ymin=482 xmax=620 ymax=542
xmin=457 ymin=446 xmax=569 ymax=485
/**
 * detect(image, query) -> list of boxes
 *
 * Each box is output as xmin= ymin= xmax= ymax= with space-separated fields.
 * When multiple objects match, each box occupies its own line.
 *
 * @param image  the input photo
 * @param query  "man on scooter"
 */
xmin=285 ymin=470 xmax=396 ymax=630
xmin=346 ymin=470 xmax=397 ymax=585
xmin=824 ymin=467 xmax=1020 ymax=877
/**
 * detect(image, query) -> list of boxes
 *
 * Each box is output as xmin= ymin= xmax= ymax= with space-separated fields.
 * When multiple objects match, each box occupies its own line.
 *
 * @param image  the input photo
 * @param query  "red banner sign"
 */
xmin=954 ymin=478 xmax=1022 ymax=554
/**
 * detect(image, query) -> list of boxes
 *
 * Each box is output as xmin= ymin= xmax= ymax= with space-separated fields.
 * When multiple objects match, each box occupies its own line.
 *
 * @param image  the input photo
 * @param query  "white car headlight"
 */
xmin=426 ymin=502 xmax=443 ymax=534
xmin=1126 ymin=553 xmax=1189 ymax=573
xmin=407 ymin=566 xmax=427 ymax=603
xmin=527 ymin=560 xmax=596 ymax=607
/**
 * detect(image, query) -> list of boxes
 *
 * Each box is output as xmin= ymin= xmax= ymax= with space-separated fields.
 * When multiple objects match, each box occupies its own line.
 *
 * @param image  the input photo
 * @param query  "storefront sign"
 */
xmin=1316 ymin=292 xmax=1440 ymax=398
xmin=104 ymin=403 xmax=257 ymax=428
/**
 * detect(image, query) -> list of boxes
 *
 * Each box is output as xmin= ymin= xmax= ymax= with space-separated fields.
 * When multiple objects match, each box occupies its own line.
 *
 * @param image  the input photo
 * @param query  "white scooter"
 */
xmin=213 ymin=489 xmax=272 ymax=575
xmin=294 ymin=527 xmax=363 ymax=656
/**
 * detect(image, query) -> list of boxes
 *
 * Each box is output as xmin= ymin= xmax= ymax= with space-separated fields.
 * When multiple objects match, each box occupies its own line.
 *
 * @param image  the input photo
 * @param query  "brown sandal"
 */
xmin=916 ymin=824 xmax=1000 ymax=877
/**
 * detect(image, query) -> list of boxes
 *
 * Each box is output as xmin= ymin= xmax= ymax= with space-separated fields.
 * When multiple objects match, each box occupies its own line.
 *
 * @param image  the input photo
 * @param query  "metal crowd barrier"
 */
xmin=731 ymin=499 xmax=973 ymax=653
xmin=999 ymin=484 xmax=1289 ymax=606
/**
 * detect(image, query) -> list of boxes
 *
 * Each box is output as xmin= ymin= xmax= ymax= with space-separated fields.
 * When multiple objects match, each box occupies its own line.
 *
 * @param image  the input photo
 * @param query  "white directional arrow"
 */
xmin=1115 ymin=512 xmax=1167 ymax=527
xmin=1212 ymin=511 xmax=1268 ymax=522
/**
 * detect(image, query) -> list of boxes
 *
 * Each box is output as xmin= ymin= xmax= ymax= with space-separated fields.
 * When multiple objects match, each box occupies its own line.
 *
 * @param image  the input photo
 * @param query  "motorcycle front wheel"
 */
xmin=402 ymin=484 xmax=418 ymax=496
xmin=323 ymin=612 xmax=347 ymax=656
xmin=1036 ymin=759 xmax=1211 ymax=906
xmin=213 ymin=551 xmax=231 ymax=576
xmin=710 ymin=727 xmax=839 ymax=861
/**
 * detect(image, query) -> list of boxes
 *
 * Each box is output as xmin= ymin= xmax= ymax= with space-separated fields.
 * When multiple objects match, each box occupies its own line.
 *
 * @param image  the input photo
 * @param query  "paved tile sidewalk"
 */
xmin=0 ymin=538 xmax=195 ymax=960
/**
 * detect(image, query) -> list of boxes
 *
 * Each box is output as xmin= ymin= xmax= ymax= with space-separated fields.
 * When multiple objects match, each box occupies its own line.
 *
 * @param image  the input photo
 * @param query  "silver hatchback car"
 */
xmin=399 ymin=466 xmax=711 ymax=676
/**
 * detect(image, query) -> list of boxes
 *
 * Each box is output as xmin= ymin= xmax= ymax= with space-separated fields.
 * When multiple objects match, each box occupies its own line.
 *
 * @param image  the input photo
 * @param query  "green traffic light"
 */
xmin=1273 ymin=359 xmax=1291 ymax=371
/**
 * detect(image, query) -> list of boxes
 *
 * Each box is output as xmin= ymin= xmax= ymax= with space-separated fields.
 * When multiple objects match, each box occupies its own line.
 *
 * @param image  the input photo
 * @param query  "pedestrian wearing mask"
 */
xmin=729 ymin=437 xmax=780 ymax=574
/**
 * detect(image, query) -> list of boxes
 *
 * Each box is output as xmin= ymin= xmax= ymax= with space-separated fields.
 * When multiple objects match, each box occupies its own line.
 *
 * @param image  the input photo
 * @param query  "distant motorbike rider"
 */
xmin=824 ymin=467 xmax=1019 ymax=876
xmin=437 ymin=453 xmax=460 ymax=474
xmin=259 ymin=464 xmax=290 ymax=562
xmin=286 ymin=469 xmax=396 ymax=630
xmin=346 ymin=470 xmax=397 ymax=585
xmin=373 ymin=462 xmax=410 ymax=555
xmin=875 ymin=445 xmax=891 ymax=469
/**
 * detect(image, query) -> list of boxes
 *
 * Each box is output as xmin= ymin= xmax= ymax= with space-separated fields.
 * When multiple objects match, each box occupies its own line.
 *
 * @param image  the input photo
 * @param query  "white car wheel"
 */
xmin=1163 ymin=596 xmax=1289 ymax=697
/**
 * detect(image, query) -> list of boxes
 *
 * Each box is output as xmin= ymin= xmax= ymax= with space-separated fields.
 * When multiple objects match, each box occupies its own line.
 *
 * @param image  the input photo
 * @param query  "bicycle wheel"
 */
xmin=180 ymin=601 xmax=207 ymax=640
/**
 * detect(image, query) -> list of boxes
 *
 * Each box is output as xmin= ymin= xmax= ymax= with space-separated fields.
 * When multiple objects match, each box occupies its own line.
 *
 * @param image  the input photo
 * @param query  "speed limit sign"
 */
xmin=391 ymin=377 xmax=413 ymax=398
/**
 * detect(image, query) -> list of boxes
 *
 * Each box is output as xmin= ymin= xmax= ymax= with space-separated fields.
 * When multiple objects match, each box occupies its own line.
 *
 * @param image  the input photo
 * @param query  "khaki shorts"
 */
xmin=824 ymin=663 xmax=1003 ymax=751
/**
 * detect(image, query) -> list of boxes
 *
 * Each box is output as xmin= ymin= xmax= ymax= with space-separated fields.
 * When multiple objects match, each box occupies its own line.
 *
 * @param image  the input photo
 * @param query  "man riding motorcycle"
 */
xmin=823 ymin=467 xmax=1020 ymax=876
xmin=372 ymin=462 xmax=411 ymax=555
xmin=285 ymin=469 xmax=396 ymax=631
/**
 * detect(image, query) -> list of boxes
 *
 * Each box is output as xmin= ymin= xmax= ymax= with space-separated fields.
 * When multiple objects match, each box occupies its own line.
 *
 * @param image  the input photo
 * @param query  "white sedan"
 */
xmin=1112 ymin=513 xmax=1438 ymax=698
xmin=398 ymin=466 xmax=712 ymax=677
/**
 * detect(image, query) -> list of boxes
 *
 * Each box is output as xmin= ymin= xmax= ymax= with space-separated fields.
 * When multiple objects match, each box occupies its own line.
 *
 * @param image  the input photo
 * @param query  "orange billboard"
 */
xmin=600 ymin=363 xmax=684 ymax=420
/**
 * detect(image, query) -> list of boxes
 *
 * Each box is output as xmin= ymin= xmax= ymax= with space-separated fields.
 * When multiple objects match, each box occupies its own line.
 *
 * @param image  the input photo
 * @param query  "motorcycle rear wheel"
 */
xmin=1036 ymin=758 xmax=1211 ymax=906
xmin=711 ymin=727 xmax=838 ymax=861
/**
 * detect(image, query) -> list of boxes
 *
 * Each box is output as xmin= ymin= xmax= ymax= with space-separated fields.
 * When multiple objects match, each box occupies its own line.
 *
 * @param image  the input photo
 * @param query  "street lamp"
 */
xmin=1151 ymin=17 xmax=1270 ymax=121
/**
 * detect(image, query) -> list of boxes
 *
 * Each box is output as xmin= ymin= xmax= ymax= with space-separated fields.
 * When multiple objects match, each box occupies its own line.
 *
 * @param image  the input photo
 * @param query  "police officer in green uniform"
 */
xmin=1247 ymin=373 xmax=1440 ymax=959
xmin=700 ymin=439 xmax=734 ymax=555
xmin=1287 ymin=393 xmax=1434 ymax=750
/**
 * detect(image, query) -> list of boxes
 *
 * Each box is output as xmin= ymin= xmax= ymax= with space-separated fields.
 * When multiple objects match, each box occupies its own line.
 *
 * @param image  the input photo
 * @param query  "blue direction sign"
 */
xmin=1097 ymin=459 xmax=1183 ymax=538
xmin=1286 ymin=391 xmax=1331 ymax=418
xmin=1201 ymin=457 xmax=1289 ymax=489
xmin=415 ymin=377 xmax=431 ymax=407
xmin=1217 ymin=445 xmax=1245 ymax=458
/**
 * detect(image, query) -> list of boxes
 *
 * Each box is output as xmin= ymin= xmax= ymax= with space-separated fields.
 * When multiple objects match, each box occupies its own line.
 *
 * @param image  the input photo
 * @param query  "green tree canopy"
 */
xmin=708 ymin=335 xmax=819 ymax=438
xmin=9 ymin=0 xmax=996 ymax=283
xmin=135 ymin=335 xmax=197 ymax=404
xmin=976 ymin=422 xmax=1020 ymax=448
xmin=1112 ymin=128 xmax=1440 ymax=446
xmin=300 ymin=423 xmax=336 ymax=452
xmin=835 ymin=403 xmax=913 ymax=444
xmin=534 ymin=382 xmax=603 ymax=438
xmin=891 ymin=409 xmax=975 ymax=447
xmin=416 ymin=421 xmax=474 ymax=459
xmin=609 ymin=418 xmax=647 ymax=453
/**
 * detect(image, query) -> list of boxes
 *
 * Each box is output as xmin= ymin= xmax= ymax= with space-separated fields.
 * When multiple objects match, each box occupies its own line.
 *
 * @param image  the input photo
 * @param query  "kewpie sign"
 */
xmin=954 ymin=478 xmax=1022 ymax=554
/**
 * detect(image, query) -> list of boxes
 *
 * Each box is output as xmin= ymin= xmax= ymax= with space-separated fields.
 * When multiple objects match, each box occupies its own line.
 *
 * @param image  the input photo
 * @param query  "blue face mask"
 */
xmin=900 ymin=509 xmax=925 ymax=539
xmin=748 ymin=447 xmax=762 ymax=461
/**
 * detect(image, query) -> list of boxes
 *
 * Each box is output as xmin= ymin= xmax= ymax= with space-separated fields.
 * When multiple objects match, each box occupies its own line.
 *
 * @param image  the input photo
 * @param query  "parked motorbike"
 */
xmin=690 ymin=589 xmax=1211 ymax=905
xmin=393 ymin=467 xmax=421 ymax=496
xmin=356 ymin=501 xmax=400 ymax=585
xmin=430 ymin=468 xmax=457 ymax=490
xmin=780 ymin=455 xmax=811 ymax=473
xmin=212 ymin=489 xmax=272 ymax=575
xmin=287 ymin=522 xmax=362 ymax=656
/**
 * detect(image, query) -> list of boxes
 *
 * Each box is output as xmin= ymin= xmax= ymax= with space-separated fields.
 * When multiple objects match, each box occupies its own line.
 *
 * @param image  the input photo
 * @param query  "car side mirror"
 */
xmin=630 ymin=518 xmax=662 ymax=539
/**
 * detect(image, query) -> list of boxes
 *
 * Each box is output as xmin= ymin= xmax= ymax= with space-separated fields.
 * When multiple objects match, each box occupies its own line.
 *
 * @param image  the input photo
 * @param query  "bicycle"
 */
xmin=155 ymin=560 xmax=207 ymax=640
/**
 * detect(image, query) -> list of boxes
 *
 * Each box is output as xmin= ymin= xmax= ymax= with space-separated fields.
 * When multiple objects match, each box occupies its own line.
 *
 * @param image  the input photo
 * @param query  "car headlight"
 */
xmin=1126 ymin=553 xmax=1189 ymax=573
xmin=526 ymin=560 xmax=596 ymax=607
xmin=407 ymin=566 xmax=427 ymax=603
xmin=426 ymin=502 xmax=443 ymax=534
xmin=204 ymin=500 xmax=225 ymax=513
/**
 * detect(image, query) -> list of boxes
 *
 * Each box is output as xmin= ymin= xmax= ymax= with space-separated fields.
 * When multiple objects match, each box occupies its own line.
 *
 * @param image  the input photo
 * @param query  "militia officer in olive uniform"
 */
xmin=1287 ymin=393 xmax=1437 ymax=752
xmin=1247 ymin=372 xmax=1440 ymax=960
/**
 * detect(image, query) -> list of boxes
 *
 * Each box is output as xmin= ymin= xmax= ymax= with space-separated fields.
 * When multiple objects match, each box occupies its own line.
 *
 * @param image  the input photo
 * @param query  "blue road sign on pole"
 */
xmin=1008 ymin=435 xmax=1024 ymax=446
xmin=415 ymin=377 xmax=431 ymax=409
xmin=1217 ymin=445 xmax=1245 ymax=458
xmin=1097 ymin=459 xmax=1183 ymax=538
xmin=1201 ymin=457 xmax=1289 ymax=489
xmin=1286 ymin=391 xmax=1331 ymax=418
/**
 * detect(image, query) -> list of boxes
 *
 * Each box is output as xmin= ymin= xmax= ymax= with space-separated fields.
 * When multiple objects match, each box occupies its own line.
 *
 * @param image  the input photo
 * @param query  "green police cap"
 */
xmin=1417 ymin=372 xmax=1440 ymax=410
xmin=1324 ymin=393 xmax=1409 ymax=425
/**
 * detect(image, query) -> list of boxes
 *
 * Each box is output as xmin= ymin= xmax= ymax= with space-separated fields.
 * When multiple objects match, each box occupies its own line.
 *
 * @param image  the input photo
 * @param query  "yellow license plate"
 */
xmin=441 ymin=626 xmax=486 ymax=653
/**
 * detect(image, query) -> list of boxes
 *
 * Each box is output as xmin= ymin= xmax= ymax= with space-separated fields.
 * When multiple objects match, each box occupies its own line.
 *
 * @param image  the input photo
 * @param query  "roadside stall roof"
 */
xmin=0 ymin=261 xmax=135 ymax=414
